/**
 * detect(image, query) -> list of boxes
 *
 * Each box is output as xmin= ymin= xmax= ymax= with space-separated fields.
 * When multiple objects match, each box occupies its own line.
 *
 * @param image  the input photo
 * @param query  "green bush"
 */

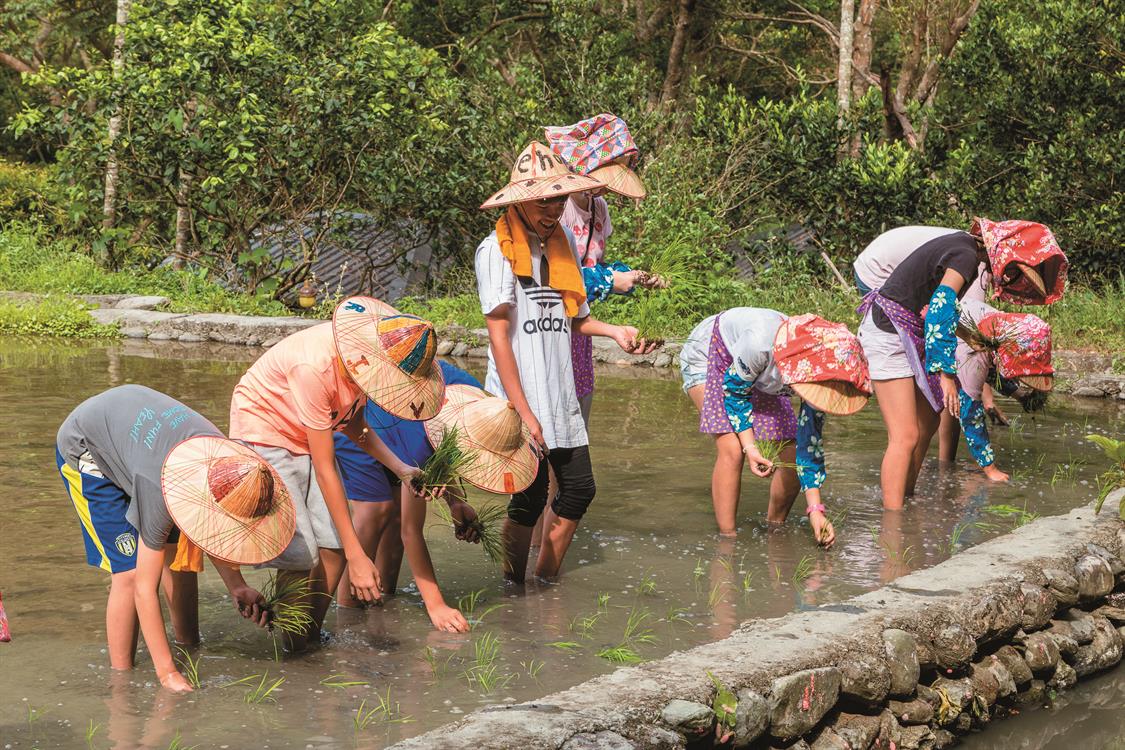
xmin=0 ymin=295 xmax=119 ymax=338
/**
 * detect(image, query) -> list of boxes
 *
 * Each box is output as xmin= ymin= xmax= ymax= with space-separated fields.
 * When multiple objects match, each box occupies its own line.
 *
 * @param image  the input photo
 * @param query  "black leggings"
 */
xmin=507 ymin=445 xmax=596 ymax=526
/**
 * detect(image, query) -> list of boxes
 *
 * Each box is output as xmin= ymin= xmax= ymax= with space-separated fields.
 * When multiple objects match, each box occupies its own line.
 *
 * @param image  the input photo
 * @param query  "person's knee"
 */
xmin=508 ymin=495 xmax=547 ymax=527
xmin=888 ymin=424 xmax=920 ymax=450
xmin=551 ymin=476 xmax=596 ymax=521
xmin=715 ymin=437 xmax=743 ymax=465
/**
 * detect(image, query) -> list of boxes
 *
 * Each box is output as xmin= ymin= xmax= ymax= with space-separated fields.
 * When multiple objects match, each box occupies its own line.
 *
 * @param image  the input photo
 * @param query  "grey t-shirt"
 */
xmin=56 ymin=385 xmax=222 ymax=551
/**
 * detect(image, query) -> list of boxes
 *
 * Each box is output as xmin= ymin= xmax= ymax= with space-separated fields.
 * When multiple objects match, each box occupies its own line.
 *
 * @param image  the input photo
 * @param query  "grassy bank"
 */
xmin=2 ymin=221 xmax=1121 ymax=354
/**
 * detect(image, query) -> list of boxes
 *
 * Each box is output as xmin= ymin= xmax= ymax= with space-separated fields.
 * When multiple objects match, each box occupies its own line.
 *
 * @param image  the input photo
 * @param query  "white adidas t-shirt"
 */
xmin=475 ymin=227 xmax=590 ymax=450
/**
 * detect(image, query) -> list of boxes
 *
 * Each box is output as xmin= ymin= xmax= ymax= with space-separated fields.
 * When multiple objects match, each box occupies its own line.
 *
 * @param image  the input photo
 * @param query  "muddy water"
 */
xmin=0 ymin=337 xmax=1122 ymax=749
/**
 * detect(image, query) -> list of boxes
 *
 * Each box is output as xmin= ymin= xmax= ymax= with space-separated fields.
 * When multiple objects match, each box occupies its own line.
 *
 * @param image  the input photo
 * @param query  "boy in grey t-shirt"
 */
xmin=56 ymin=385 xmax=292 ymax=692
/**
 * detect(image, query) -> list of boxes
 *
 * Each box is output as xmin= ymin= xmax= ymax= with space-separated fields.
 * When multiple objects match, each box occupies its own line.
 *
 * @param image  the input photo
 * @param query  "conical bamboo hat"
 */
xmin=424 ymin=385 xmax=539 ymax=494
xmin=333 ymin=295 xmax=446 ymax=421
xmin=161 ymin=436 xmax=295 ymax=565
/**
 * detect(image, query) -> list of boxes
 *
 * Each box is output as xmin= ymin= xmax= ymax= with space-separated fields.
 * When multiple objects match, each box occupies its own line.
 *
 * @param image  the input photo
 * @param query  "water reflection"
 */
xmin=0 ymin=337 xmax=1122 ymax=748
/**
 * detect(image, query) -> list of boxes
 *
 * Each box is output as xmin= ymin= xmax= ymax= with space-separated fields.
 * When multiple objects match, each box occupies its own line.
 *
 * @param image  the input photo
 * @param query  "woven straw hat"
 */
xmin=424 ymin=384 xmax=539 ymax=494
xmin=161 ymin=436 xmax=295 ymax=565
xmin=333 ymin=296 xmax=446 ymax=421
xmin=480 ymin=141 xmax=604 ymax=210
xmin=590 ymin=161 xmax=646 ymax=199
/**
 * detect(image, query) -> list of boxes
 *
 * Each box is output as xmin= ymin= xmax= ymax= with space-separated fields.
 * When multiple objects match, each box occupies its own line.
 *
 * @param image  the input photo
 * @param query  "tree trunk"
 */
xmin=836 ymin=0 xmax=856 ymax=121
xmin=659 ymin=0 xmax=694 ymax=111
xmin=851 ymin=0 xmax=877 ymax=99
xmin=173 ymin=98 xmax=196 ymax=268
xmin=101 ymin=0 xmax=132 ymax=233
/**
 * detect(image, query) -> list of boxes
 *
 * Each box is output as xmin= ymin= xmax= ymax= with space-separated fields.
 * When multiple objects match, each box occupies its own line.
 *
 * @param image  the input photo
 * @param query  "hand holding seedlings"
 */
xmin=448 ymin=499 xmax=482 ymax=544
xmin=742 ymin=442 xmax=775 ymax=478
xmin=428 ymin=603 xmax=470 ymax=633
xmin=159 ymin=670 xmax=194 ymax=694
xmin=230 ymin=584 xmax=271 ymax=627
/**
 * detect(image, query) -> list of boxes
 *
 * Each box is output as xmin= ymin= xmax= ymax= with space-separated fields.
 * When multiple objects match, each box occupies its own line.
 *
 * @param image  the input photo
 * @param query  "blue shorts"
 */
xmin=55 ymin=447 xmax=166 ymax=573
xmin=334 ymin=420 xmax=431 ymax=502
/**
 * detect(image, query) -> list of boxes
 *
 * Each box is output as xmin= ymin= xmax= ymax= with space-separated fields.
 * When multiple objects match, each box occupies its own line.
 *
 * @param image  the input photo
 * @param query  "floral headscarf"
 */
xmin=971 ymin=218 xmax=1067 ymax=305
xmin=977 ymin=312 xmax=1053 ymax=380
xmin=773 ymin=314 xmax=872 ymax=394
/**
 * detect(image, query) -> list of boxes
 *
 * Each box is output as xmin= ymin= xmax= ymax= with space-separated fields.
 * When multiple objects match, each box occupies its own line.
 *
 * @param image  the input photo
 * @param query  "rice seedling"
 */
xmin=773 ymin=564 xmax=782 ymax=583
xmin=597 ymin=607 xmax=656 ymax=664
xmin=740 ymin=570 xmax=755 ymax=594
xmin=419 ymin=645 xmax=455 ymax=678
xmin=754 ymin=439 xmax=798 ymax=469
xmin=707 ymin=582 xmax=728 ymax=609
xmin=715 ymin=556 xmax=734 ymax=574
xmin=521 ymin=659 xmax=545 ymax=681
xmin=692 ymin=558 xmax=706 ymax=585
xmin=85 ymin=719 xmax=100 ymax=750
xmin=983 ymin=503 xmax=1038 ymax=528
xmin=240 ymin=672 xmax=285 ymax=704
xmin=320 ymin=674 xmax=370 ymax=688
xmin=175 ymin=646 xmax=202 ymax=689
xmin=354 ymin=689 xmax=414 ymax=731
xmin=456 ymin=588 xmax=504 ymax=624
xmin=792 ymin=555 xmax=815 ymax=587
xmin=1089 ymin=434 xmax=1125 ymax=516
xmin=462 ymin=632 xmax=513 ymax=694
xmin=547 ymin=640 xmax=583 ymax=651
xmin=569 ymin=611 xmax=602 ymax=638
xmin=638 ymin=569 xmax=658 ymax=595
xmin=412 ymin=426 xmax=479 ymax=497
xmin=597 ymin=591 xmax=611 ymax=611
xmin=26 ymin=705 xmax=43 ymax=731
xmin=165 ymin=732 xmax=196 ymax=750
xmin=664 ymin=605 xmax=691 ymax=623
xmin=433 ymin=500 xmax=507 ymax=564
xmin=596 ymin=644 xmax=643 ymax=663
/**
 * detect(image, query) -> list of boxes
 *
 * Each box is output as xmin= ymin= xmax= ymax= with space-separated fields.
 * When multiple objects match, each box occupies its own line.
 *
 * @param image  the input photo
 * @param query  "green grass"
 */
xmin=0 ymin=295 xmax=120 ymax=338
xmin=0 ymin=222 xmax=289 ymax=316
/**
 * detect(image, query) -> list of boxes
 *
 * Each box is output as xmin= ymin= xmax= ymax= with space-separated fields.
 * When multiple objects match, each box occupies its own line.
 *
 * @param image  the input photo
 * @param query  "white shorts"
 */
xmin=247 ymin=444 xmax=343 ymax=570
xmin=858 ymin=312 xmax=915 ymax=381
xmin=679 ymin=328 xmax=709 ymax=392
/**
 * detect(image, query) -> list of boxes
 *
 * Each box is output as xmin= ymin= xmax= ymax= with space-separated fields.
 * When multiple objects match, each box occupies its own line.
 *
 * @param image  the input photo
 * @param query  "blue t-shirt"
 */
xmin=334 ymin=361 xmax=482 ymax=501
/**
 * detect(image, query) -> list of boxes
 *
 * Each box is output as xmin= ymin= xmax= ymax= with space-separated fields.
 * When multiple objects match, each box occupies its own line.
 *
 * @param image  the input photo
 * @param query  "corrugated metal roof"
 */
xmin=248 ymin=212 xmax=435 ymax=306
xmin=726 ymin=224 xmax=816 ymax=280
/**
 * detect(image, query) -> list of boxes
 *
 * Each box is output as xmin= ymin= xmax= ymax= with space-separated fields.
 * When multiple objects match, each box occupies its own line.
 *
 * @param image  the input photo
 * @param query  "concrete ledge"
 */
xmin=389 ymin=493 xmax=1125 ymax=750
xmin=5 ymin=291 xmax=1124 ymax=397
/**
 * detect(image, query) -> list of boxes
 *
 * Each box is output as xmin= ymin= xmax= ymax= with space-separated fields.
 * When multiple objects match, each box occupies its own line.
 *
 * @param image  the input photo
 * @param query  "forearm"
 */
xmin=803 ymin=487 xmax=823 ymax=510
xmin=487 ymin=316 xmax=534 ymax=419
xmin=796 ymin=403 xmax=827 ymax=492
xmin=958 ymin=390 xmax=995 ymax=467
xmin=210 ymin=558 xmax=248 ymax=594
xmin=572 ymin=315 xmax=617 ymax=338
xmin=401 ymin=495 xmax=447 ymax=610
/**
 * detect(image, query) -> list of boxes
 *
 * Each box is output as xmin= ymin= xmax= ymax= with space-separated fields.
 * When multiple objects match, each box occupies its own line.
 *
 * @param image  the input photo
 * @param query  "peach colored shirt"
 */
xmin=229 ymin=323 xmax=365 ymax=455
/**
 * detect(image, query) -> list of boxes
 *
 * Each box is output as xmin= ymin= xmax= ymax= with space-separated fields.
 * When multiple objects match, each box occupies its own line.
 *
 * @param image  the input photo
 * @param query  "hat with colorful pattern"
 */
xmin=544 ymin=113 xmax=646 ymax=198
xmin=480 ymin=141 xmax=604 ymax=209
xmin=332 ymin=296 xmax=446 ymax=420
xmin=977 ymin=311 xmax=1054 ymax=392
xmin=971 ymin=218 xmax=1067 ymax=305
xmin=773 ymin=314 xmax=871 ymax=416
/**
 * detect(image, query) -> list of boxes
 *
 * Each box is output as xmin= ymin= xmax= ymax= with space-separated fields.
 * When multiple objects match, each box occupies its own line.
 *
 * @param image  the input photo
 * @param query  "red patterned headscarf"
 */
xmin=978 ymin=312 xmax=1053 ymax=379
xmin=773 ymin=314 xmax=872 ymax=394
xmin=971 ymin=218 xmax=1067 ymax=305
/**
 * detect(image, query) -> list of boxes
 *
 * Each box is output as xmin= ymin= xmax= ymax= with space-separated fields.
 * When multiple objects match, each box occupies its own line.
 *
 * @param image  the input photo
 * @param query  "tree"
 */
xmin=100 ymin=0 xmax=129 ymax=238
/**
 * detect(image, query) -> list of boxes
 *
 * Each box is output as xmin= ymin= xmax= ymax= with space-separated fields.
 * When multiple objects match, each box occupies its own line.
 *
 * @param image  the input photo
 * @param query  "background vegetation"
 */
xmin=0 ymin=0 xmax=1121 ymax=344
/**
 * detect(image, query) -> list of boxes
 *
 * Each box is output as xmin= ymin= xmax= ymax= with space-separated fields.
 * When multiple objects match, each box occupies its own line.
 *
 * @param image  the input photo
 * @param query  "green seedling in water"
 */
xmin=175 ymin=646 xmax=202 ymax=689
xmin=664 ymin=605 xmax=691 ymax=623
xmin=596 ymin=644 xmax=642 ymax=664
xmin=946 ymin=522 xmax=995 ymax=555
xmin=166 ymin=732 xmax=197 ymax=750
xmin=597 ymin=591 xmax=611 ymax=611
xmin=462 ymin=632 xmax=513 ymax=694
xmin=27 ymin=705 xmax=44 ymax=730
xmin=569 ymin=611 xmax=602 ymax=638
xmin=85 ymin=719 xmax=101 ymax=750
xmin=433 ymin=500 xmax=507 ymax=564
xmin=792 ymin=555 xmax=815 ymax=587
xmin=692 ymin=558 xmax=706 ymax=585
xmin=521 ymin=659 xmax=545 ymax=681
xmin=546 ymin=640 xmax=583 ymax=651
xmin=740 ymin=570 xmax=755 ymax=594
xmin=707 ymin=582 xmax=728 ymax=609
xmin=715 ymin=556 xmax=733 ymax=574
xmin=457 ymin=589 xmax=504 ymax=625
xmin=773 ymin=563 xmax=782 ymax=583
xmin=983 ymin=503 xmax=1038 ymax=528
xmin=320 ymin=674 xmax=370 ymax=688
xmin=708 ymin=671 xmax=738 ymax=741
xmin=354 ymin=689 xmax=414 ymax=731
xmin=638 ymin=569 xmax=658 ymax=595
xmin=233 ymin=672 xmax=285 ymax=704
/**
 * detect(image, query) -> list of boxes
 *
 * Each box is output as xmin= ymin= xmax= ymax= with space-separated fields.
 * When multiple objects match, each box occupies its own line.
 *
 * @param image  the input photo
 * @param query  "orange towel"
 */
xmin=496 ymin=209 xmax=585 ymax=317
xmin=171 ymin=535 xmax=204 ymax=573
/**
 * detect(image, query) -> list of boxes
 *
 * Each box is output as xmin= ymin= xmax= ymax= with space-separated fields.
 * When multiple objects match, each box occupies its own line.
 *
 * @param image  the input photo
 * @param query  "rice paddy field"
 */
xmin=1 ymin=337 xmax=1122 ymax=749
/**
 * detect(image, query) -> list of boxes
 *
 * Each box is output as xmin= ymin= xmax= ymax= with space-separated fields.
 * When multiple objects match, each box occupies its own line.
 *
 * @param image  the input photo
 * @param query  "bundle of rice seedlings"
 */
xmin=260 ymin=572 xmax=318 ymax=658
xmin=411 ymin=427 xmax=479 ymax=497
xmin=753 ymin=438 xmax=798 ymax=469
xmin=433 ymin=499 xmax=507 ymax=565
xmin=629 ymin=239 xmax=701 ymax=345
xmin=956 ymin=313 xmax=1019 ymax=353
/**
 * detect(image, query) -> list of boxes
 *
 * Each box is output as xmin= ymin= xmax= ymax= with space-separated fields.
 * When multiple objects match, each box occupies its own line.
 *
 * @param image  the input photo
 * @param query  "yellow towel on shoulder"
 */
xmin=496 ymin=208 xmax=585 ymax=317
xmin=171 ymin=535 xmax=204 ymax=573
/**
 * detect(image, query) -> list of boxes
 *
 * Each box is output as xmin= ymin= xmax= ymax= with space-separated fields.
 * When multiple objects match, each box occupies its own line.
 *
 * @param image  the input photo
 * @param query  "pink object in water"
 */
xmin=0 ymin=591 xmax=10 ymax=642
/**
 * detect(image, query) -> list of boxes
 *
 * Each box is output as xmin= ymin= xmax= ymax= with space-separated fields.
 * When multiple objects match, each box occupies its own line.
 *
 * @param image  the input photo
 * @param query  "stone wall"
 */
xmin=388 ymin=493 xmax=1125 ymax=750
xmin=6 ymin=292 xmax=1123 ymax=398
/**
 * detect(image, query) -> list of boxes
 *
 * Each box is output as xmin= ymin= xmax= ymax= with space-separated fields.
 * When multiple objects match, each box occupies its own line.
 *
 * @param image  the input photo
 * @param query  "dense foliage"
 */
xmin=1 ymin=0 xmax=1121 ymax=307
